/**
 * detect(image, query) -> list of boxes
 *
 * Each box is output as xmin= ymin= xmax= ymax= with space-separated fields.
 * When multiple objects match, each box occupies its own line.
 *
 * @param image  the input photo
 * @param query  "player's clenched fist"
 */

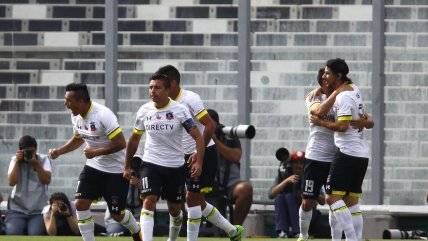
xmin=48 ymin=148 xmax=59 ymax=159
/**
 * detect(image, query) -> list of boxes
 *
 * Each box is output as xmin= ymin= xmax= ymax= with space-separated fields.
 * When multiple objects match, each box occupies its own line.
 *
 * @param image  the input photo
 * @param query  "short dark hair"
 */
xmin=19 ymin=135 xmax=37 ymax=150
xmin=207 ymin=109 xmax=219 ymax=124
xmin=326 ymin=58 xmax=352 ymax=83
xmin=65 ymin=83 xmax=91 ymax=102
xmin=150 ymin=73 xmax=171 ymax=89
xmin=317 ymin=67 xmax=325 ymax=86
xmin=155 ymin=65 xmax=181 ymax=85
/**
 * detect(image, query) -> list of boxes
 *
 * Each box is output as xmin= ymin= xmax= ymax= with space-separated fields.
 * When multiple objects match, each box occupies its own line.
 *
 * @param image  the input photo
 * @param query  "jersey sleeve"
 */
xmin=187 ymin=92 xmax=208 ymax=120
xmin=336 ymin=94 xmax=353 ymax=121
xmin=133 ymin=106 xmax=146 ymax=135
xmin=305 ymin=95 xmax=321 ymax=111
xmin=71 ymin=115 xmax=81 ymax=139
xmin=180 ymin=105 xmax=196 ymax=133
xmin=101 ymin=108 xmax=123 ymax=140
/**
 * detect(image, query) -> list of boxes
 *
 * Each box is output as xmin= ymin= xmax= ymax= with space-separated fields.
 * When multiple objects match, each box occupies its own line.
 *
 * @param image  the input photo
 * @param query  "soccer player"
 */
xmin=157 ymin=65 xmax=244 ymax=241
xmin=310 ymin=58 xmax=374 ymax=241
xmin=48 ymin=83 xmax=141 ymax=241
xmin=123 ymin=73 xmax=206 ymax=241
xmin=299 ymin=68 xmax=349 ymax=241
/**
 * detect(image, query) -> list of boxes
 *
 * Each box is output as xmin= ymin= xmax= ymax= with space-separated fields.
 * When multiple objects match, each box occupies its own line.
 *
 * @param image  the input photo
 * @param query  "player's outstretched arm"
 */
xmin=311 ymin=115 xmax=349 ymax=132
xmin=84 ymin=132 xmax=126 ymax=159
xmin=124 ymin=132 xmax=142 ymax=180
xmin=198 ymin=112 xmax=216 ymax=147
xmin=188 ymin=126 xmax=205 ymax=178
xmin=48 ymin=136 xmax=84 ymax=159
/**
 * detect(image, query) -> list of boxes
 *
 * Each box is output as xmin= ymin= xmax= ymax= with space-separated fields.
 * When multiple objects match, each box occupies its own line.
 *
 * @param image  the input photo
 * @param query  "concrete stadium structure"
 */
xmin=0 ymin=0 xmax=427 ymax=211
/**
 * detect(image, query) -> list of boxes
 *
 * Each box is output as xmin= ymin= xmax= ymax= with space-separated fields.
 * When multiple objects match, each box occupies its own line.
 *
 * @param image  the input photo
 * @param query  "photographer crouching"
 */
xmin=207 ymin=109 xmax=254 ymax=225
xmin=43 ymin=192 xmax=80 ymax=236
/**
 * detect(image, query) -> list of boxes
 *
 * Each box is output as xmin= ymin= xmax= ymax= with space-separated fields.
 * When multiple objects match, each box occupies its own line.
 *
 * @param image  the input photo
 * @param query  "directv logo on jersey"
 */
xmin=80 ymin=134 xmax=100 ymax=140
xmin=145 ymin=124 xmax=174 ymax=131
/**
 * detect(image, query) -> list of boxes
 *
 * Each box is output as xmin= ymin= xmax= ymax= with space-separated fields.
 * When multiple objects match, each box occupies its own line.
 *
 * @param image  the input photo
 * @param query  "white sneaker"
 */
xmin=278 ymin=231 xmax=288 ymax=238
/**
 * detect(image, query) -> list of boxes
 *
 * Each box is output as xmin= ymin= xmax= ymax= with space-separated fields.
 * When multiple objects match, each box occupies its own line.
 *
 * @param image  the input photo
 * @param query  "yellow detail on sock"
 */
xmin=141 ymin=212 xmax=154 ymax=218
xmin=206 ymin=207 xmax=217 ymax=220
xmin=78 ymin=216 xmax=94 ymax=224
xmin=188 ymin=218 xmax=201 ymax=224
xmin=333 ymin=206 xmax=348 ymax=212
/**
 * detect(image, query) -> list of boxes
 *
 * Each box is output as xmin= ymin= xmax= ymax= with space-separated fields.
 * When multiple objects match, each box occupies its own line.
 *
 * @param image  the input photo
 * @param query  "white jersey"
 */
xmin=133 ymin=99 xmax=194 ymax=167
xmin=334 ymin=84 xmax=369 ymax=158
xmin=174 ymin=88 xmax=214 ymax=155
xmin=305 ymin=94 xmax=338 ymax=162
xmin=71 ymin=102 xmax=125 ymax=173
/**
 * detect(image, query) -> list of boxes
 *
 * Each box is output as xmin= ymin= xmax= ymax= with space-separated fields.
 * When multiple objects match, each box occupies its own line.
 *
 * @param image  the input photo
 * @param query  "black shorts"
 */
xmin=325 ymin=151 xmax=369 ymax=197
xmin=76 ymin=165 xmax=128 ymax=215
xmin=140 ymin=160 xmax=185 ymax=204
xmin=302 ymin=159 xmax=331 ymax=200
xmin=185 ymin=145 xmax=218 ymax=194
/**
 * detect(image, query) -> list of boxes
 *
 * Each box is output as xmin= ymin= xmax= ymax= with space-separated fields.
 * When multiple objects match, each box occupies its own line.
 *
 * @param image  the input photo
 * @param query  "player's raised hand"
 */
xmin=48 ymin=148 xmax=60 ymax=159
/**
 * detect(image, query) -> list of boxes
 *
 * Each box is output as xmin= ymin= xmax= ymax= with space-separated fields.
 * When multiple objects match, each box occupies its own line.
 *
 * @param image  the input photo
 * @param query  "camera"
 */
xmin=275 ymin=147 xmax=290 ymax=162
xmin=218 ymin=125 xmax=256 ymax=139
xmin=58 ymin=203 xmax=67 ymax=212
xmin=23 ymin=150 xmax=33 ymax=160
xmin=383 ymin=229 xmax=427 ymax=240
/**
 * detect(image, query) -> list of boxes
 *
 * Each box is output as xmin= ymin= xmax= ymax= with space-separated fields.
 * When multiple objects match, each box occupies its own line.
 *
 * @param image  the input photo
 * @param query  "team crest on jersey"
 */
xmin=156 ymin=114 xmax=162 ymax=120
xmin=90 ymin=122 xmax=97 ymax=131
xmin=166 ymin=112 xmax=174 ymax=120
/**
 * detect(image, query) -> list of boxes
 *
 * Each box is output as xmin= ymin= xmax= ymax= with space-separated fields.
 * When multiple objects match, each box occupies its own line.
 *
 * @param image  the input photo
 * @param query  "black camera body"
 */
xmin=23 ymin=150 xmax=33 ymax=161
xmin=58 ymin=203 xmax=67 ymax=212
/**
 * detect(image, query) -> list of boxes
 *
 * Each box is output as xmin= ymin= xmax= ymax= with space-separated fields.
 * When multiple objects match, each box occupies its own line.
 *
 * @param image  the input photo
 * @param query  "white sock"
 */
xmin=202 ymin=202 xmax=236 ymax=236
xmin=167 ymin=210 xmax=183 ymax=241
xmin=119 ymin=209 xmax=140 ymax=234
xmin=349 ymin=204 xmax=363 ymax=241
xmin=330 ymin=200 xmax=357 ymax=241
xmin=329 ymin=209 xmax=343 ymax=241
xmin=299 ymin=207 xmax=312 ymax=240
xmin=140 ymin=209 xmax=154 ymax=241
xmin=187 ymin=205 xmax=201 ymax=241
xmin=76 ymin=210 xmax=95 ymax=241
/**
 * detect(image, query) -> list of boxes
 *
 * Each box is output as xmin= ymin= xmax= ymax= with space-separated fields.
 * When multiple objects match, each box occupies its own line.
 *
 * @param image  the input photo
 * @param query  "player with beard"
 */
xmin=49 ymin=83 xmax=142 ymax=241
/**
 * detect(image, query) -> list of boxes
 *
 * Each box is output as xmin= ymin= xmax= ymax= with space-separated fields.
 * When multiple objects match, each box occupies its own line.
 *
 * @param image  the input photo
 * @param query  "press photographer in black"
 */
xmin=208 ymin=109 xmax=253 ymax=225
xmin=43 ymin=192 xmax=80 ymax=236
xmin=269 ymin=148 xmax=328 ymax=239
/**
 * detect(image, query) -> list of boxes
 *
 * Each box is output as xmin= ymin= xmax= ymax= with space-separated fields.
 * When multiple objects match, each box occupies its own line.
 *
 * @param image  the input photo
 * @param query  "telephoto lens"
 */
xmin=221 ymin=125 xmax=256 ymax=139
